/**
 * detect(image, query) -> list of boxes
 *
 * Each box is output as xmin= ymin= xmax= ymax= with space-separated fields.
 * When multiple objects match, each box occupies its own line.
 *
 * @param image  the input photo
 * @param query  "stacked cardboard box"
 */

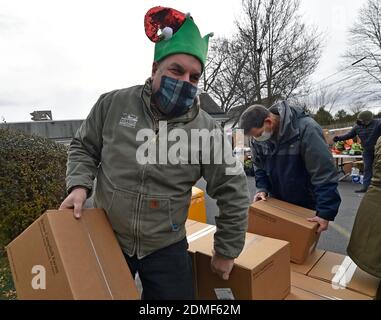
xmin=307 ymin=251 xmax=380 ymax=299
xmin=6 ymin=209 xmax=139 ymax=300
xmin=289 ymin=272 xmax=372 ymax=300
xmin=186 ymin=220 xmax=291 ymax=300
xmin=248 ymin=198 xmax=319 ymax=264
xmin=287 ymin=249 xmax=380 ymax=300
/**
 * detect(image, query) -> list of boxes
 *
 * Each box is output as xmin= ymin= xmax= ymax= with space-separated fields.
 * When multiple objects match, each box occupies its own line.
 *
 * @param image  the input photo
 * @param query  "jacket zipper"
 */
xmin=135 ymin=103 xmax=159 ymax=258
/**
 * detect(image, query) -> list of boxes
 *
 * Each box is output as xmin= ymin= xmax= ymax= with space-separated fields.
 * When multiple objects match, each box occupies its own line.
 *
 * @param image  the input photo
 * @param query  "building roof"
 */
xmin=199 ymin=93 xmax=225 ymax=115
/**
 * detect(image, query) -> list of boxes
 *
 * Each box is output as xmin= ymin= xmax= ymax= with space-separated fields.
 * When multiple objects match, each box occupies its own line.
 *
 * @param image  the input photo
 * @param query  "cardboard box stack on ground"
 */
xmin=186 ymin=220 xmax=291 ymax=300
xmin=307 ymin=251 xmax=381 ymax=299
xmin=248 ymin=198 xmax=319 ymax=264
xmin=188 ymin=187 xmax=207 ymax=223
xmin=288 ymin=272 xmax=372 ymax=300
xmin=6 ymin=209 xmax=139 ymax=300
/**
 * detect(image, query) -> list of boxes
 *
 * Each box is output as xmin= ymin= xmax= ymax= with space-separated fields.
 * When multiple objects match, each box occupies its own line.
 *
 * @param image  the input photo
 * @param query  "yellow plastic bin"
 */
xmin=188 ymin=187 xmax=207 ymax=223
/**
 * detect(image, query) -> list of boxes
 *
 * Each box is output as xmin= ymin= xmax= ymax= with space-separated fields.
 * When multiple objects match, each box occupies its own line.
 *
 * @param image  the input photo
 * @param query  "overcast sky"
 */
xmin=0 ymin=0 xmax=368 ymax=122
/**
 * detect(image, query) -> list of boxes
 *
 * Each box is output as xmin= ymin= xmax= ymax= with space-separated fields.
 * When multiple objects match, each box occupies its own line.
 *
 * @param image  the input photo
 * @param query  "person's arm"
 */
xmin=201 ymin=126 xmax=250 ymax=261
xmin=300 ymin=120 xmax=342 ymax=223
xmin=60 ymin=91 xmax=114 ymax=217
xmin=334 ymin=126 xmax=357 ymax=142
xmin=250 ymin=141 xmax=271 ymax=200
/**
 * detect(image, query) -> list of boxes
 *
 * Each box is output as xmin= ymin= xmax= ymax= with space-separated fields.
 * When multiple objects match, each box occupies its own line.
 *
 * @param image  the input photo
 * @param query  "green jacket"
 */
xmin=66 ymin=79 xmax=250 ymax=259
xmin=347 ymin=136 xmax=381 ymax=278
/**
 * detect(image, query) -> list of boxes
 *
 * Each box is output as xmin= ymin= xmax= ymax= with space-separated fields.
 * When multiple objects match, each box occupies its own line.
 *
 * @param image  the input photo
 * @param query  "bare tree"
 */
xmin=203 ymin=0 xmax=323 ymax=125
xmin=349 ymin=101 xmax=367 ymax=116
xmin=344 ymin=0 xmax=381 ymax=87
xmin=309 ymin=86 xmax=344 ymax=114
xmin=202 ymin=38 xmax=249 ymax=113
xmin=288 ymin=84 xmax=345 ymax=115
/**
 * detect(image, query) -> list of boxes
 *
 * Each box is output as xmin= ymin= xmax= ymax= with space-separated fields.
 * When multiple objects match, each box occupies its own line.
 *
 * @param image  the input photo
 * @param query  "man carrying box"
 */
xmin=240 ymin=102 xmax=341 ymax=233
xmin=59 ymin=6 xmax=249 ymax=300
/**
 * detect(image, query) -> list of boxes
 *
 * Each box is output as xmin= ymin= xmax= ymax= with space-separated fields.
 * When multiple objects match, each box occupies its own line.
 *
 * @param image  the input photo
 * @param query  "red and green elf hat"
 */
xmin=144 ymin=6 xmax=213 ymax=69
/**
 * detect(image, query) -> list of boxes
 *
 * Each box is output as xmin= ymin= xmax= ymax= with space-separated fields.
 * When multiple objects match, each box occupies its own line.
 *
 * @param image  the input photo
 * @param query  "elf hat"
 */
xmin=144 ymin=6 xmax=213 ymax=70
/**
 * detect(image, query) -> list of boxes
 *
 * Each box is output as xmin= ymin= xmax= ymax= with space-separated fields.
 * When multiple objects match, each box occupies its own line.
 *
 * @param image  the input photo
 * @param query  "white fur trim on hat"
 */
xmin=161 ymin=26 xmax=173 ymax=40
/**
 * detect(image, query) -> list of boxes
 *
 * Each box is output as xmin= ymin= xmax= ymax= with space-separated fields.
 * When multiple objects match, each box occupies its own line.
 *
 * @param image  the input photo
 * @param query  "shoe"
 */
xmin=355 ymin=188 xmax=368 ymax=193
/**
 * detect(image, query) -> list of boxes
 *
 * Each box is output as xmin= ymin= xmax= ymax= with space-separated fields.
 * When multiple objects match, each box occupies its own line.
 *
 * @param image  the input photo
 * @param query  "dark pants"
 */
xmin=124 ymin=238 xmax=195 ymax=300
xmin=363 ymin=150 xmax=375 ymax=189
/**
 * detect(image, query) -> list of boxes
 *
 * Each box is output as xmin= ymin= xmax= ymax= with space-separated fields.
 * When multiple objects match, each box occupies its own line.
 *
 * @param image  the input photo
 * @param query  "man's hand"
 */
xmin=307 ymin=216 xmax=329 ymax=234
xmin=211 ymin=250 xmax=234 ymax=280
xmin=59 ymin=187 xmax=88 ymax=219
xmin=253 ymin=192 xmax=267 ymax=202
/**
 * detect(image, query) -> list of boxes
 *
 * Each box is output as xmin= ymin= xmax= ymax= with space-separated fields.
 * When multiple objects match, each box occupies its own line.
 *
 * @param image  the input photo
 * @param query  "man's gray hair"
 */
xmin=239 ymin=105 xmax=270 ymax=135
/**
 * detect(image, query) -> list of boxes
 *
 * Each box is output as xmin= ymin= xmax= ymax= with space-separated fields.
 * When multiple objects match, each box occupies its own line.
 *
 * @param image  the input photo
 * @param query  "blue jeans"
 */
xmin=124 ymin=238 xmax=195 ymax=300
xmin=363 ymin=150 xmax=375 ymax=189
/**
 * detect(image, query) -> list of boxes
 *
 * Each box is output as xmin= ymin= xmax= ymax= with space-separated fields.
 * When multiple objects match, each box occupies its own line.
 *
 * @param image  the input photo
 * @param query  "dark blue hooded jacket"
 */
xmin=250 ymin=101 xmax=341 ymax=221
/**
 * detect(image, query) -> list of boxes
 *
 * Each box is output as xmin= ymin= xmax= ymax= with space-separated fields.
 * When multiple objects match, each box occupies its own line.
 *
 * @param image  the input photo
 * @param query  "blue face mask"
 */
xmin=153 ymin=75 xmax=198 ymax=117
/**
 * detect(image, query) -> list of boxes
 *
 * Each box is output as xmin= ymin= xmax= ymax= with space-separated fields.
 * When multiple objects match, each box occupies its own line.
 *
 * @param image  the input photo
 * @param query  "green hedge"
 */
xmin=0 ymin=128 xmax=68 ymax=257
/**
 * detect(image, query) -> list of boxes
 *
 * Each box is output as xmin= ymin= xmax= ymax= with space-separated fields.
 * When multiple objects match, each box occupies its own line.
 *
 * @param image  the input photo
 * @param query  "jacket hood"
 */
xmin=270 ymin=100 xmax=309 ymax=143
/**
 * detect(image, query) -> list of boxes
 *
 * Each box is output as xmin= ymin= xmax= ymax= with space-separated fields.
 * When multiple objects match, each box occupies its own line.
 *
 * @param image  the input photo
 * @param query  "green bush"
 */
xmin=0 ymin=128 xmax=68 ymax=257
xmin=0 ymin=256 xmax=16 ymax=300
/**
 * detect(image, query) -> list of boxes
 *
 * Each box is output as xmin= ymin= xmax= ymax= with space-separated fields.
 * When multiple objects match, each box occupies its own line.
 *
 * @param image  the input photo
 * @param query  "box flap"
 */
xmin=285 ymin=286 xmax=330 ymax=300
xmin=185 ymin=219 xmax=198 ymax=228
xmin=291 ymin=272 xmax=371 ymax=300
xmin=235 ymin=235 xmax=290 ymax=270
xmin=308 ymin=251 xmax=380 ymax=298
xmin=291 ymin=249 xmax=326 ymax=275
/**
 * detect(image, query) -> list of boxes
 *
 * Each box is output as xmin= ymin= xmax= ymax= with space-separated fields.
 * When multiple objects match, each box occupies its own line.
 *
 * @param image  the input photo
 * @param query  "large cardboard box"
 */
xmin=307 ymin=251 xmax=381 ymax=298
xmin=248 ymin=198 xmax=319 ymax=264
xmin=6 ymin=209 xmax=139 ymax=300
xmin=291 ymin=249 xmax=326 ymax=275
xmin=188 ymin=230 xmax=291 ymax=300
xmin=291 ymin=272 xmax=371 ymax=300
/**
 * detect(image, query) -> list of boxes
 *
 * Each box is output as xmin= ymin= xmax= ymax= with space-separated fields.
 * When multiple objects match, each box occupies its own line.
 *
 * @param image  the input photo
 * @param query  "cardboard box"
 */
xmin=185 ymin=219 xmax=199 ymax=229
xmin=307 ymin=251 xmax=381 ymax=298
xmin=188 ymin=187 xmax=207 ymax=223
xmin=186 ymin=220 xmax=216 ymax=298
xmin=291 ymin=249 xmax=326 ymax=275
xmin=189 ymin=231 xmax=291 ymax=300
xmin=248 ymin=198 xmax=319 ymax=264
xmin=6 ymin=209 xmax=139 ymax=300
xmin=285 ymin=286 xmax=330 ymax=300
xmin=291 ymin=272 xmax=371 ymax=300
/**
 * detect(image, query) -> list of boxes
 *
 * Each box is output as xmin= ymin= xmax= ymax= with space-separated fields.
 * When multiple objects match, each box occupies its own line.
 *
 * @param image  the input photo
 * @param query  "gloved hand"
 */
xmin=333 ymin=136 xmax=340 ymax=143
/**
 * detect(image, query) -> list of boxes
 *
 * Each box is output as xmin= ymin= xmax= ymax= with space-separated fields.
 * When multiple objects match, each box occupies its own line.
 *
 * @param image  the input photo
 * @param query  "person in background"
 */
xmin=240 ymin=101 xmax=341 ymax=233
xmin=347 ymin=136 xmax=381 ymax=300
xmin=333 ymin=111 xmax=381 ymax=193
